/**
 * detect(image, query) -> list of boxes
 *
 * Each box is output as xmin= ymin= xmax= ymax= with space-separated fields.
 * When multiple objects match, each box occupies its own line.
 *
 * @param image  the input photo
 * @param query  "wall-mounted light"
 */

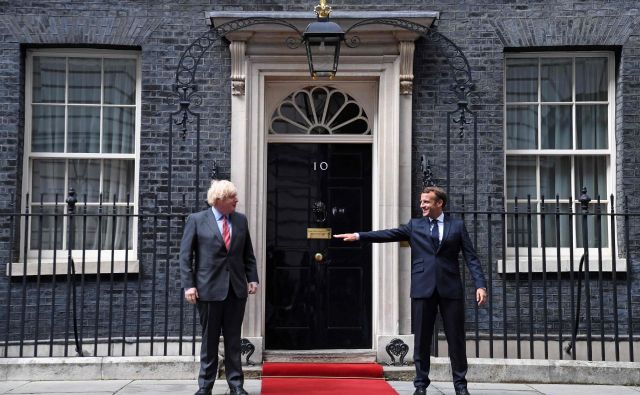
xmin=302 ymin=0 xmax=344 ymax=79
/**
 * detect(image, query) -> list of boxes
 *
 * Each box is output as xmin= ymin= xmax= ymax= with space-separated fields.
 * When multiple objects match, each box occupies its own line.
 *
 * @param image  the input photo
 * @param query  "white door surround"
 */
xmin=210 ymin=10 xmax=437 ymax=361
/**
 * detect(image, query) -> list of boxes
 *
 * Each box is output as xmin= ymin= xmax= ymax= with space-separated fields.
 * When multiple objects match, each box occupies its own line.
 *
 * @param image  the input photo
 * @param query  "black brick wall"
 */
xmin=0 ymin=0 xmax=639 ymax=355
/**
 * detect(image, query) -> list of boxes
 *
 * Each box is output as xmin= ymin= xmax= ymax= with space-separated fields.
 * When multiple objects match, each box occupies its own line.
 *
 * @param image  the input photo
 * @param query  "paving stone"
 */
xmin=529 ymin=384 xmax=640 ymax=395
xmin=5 ymin=380 xmax=129 ymax=394
xmin=0 ymin=382 xmax=28 ymax=394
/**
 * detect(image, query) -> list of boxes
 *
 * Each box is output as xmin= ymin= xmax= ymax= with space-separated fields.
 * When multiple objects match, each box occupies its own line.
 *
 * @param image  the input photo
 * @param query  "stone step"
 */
xmin=263 ymin=349 xmax=377 ymax=363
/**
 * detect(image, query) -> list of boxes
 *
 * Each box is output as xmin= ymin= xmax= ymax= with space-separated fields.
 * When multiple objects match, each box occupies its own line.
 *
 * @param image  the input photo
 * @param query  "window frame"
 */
xmin=503 ymin=51 xmax=616 ymax=259
xmin=20 ymin=48 xmax=141 ymax=265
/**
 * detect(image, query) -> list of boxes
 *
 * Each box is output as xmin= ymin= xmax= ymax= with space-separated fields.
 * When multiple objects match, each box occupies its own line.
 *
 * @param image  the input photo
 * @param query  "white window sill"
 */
xmin=7 ymin=259 xmax=140 ymax=277
xmin=497 ymin=257 xmax=627 ymax=274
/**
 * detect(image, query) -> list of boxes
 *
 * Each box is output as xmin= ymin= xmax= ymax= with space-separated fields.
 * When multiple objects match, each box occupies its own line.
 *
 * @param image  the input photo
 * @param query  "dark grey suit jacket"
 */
xmin=359 ymin=214 xmax=486 ymax=299
xmin=179 ymin=209 xmax=259 ymax=301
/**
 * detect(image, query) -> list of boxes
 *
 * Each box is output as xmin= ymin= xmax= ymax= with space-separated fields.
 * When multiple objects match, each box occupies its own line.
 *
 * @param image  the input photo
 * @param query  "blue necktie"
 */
xmin=431 ymin=218 xmax=439 ymax=248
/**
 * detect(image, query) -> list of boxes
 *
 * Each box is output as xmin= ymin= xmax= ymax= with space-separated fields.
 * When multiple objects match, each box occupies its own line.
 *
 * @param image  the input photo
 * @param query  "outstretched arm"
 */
xmin=335 ymin=222 xmax=412 ymax=243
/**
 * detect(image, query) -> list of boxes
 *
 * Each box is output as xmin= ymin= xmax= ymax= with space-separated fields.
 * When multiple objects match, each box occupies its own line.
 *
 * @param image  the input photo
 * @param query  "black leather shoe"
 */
xmin=455 ymin=388 xmax=471 ymax=395
xmin=229 ymin=386 xmax=249 ymax=395
xmin=194 ymin=389 xmax=211 ymax=395
xmin=413 ymin=388 xmax=427 ymax=395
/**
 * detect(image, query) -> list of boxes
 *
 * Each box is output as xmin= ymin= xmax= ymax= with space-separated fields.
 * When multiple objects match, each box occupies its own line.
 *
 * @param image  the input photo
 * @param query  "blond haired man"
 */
xmin=180 ymin=180 xmax=259 ymax=395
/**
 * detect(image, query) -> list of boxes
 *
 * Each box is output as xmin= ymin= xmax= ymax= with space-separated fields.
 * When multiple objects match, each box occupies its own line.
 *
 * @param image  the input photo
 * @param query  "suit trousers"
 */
xmin=196 ymin=292 xmax=247 ymax=391
xmin=412 ymin=290 xmax=468 ymax=390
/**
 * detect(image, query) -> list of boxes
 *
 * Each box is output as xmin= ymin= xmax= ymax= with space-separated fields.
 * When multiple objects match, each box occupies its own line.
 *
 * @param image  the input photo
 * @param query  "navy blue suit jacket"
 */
xmin=359 ymin=214 xmax=486 ymax=299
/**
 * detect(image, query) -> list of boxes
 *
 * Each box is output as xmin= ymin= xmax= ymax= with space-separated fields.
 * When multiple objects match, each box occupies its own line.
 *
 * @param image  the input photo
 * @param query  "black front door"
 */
xmin=265 ymin=143 xmax=372 ymax=349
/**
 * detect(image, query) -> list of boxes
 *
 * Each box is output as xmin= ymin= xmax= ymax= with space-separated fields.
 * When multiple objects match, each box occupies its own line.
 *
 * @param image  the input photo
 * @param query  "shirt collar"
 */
xmin=431 ymin=213 xmax=444 ymax=223
xmin=211 ymin=206 xmax=226 ymax=221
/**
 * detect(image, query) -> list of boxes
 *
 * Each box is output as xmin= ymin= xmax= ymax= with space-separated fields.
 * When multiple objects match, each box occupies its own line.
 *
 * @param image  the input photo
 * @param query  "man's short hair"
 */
xmin=422 ymin=186 xmax=447 ymax=207
xmin=207 ymin=180 xmax=237 ymax=206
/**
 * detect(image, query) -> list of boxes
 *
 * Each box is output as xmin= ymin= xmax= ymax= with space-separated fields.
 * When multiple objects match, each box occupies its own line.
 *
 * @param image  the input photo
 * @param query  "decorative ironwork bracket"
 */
xmin=240 ymin=338 xmax=256 ymax=366
xmin=170 ymin=14 xmax=477 ymax=202
xmin=385 ymin=338 xmax=409 ymax=366
xmin=343 ymin=18 xmax=475 ymax=136
xmin=420 ymin=155 xmax=435 ymax=188
xmin=210 ymin=161 xmax=219 ymax=181
xmin=172 ymin=16 xmax=475 ymax=138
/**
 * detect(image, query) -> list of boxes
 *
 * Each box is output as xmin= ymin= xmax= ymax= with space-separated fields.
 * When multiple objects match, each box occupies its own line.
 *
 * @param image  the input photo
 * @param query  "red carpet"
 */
xmin=261 ymin=362 xmax=398 ymax=394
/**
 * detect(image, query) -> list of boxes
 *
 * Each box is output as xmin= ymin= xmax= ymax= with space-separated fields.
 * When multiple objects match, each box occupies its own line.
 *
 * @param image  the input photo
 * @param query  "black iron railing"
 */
xmin=0 ymin=191 xmax=637 ymax=361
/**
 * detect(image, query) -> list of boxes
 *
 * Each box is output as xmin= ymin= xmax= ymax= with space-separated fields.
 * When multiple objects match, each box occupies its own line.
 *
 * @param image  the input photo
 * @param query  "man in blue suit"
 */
xmin=335 ymin=186 xmax=487 ymax=395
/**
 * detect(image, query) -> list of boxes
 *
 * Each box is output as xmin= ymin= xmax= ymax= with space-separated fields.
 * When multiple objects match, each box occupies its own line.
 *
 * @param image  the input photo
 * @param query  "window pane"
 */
xmin=577 ymin=104 xmax=608 ymax=149
xmin=506 ymin=106 xmax=537 ymax=149
xmin=541 ymin=105 xmax=571 ymax=149
xmin=541 ymin=58 xmax=572 ymax=102
xmin=506 ymin=58 xmax=537 ymax=102
xmin=68 ymin=58 xmax=101 ymax=104
xmin=32 ymin=105 xmax=64 ymax=152
xmin=32 ymin=159 xmax=65 ymax=203
xmin=270 ymin=117 xmax=306 ymax=134
xmin=540 ymin=203 xmax=571 ymax=248
xmin=507 ymin=203 xmax=538 ymax=247
xmin=576 ymin=57 xmax=607 ymax=101
xmin=506 ymin=156 xmax=536 ymax=199
xmin=575 ymin=156 xmax=607 ymax=199
xmin=540 ymin=156 xmax=571 ymax=199
xmin=30 ymin=206 xmax=63 ymax=251
xmin=104 ymin=59 xmax=136 ymax=105
xmin=103 ymin=160 xmax=134 ymax=203
xmin=100 ymin=206 xmax=133 ymax=250
xmin=575 ymin=203 xmax=608 ymax=248
xmin=72 ymin=206 xmax=100 ymax=250
xmin=68 ymin=106 xmax=100 ymax=153
xmin=32 ymin=57 xmax=65 ymax=103
xmin=72 ymin=206 xmax=132 ymax=250
xmin=103 ymin=107 xmax=135 ymax=153
xmin=69 ymin=159 xmax=101 ymax=202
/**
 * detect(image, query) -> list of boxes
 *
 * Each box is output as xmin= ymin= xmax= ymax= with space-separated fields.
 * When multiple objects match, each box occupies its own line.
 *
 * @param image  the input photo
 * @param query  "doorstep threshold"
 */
xmin=263 ymin=349 xmax=376 ymax=363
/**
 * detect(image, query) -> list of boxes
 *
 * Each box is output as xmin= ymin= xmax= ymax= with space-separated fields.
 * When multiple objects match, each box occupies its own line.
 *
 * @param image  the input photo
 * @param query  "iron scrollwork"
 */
xmin=171 ymin=13 xmax=478 ymax=208
xmin=170 ymin=18 xmax=303 ymax=204
xmin=210 ymin=161 xmax=219 ymax=181
xmin=240 ymin=338 xmax=256 ymax=366
xmin=420 ymin=155 xmax=435 ymax=188
xmin=343 ymin=18 xmax=474 ymax=137
xmin=385 ymin=338 xmax=409 ymax=366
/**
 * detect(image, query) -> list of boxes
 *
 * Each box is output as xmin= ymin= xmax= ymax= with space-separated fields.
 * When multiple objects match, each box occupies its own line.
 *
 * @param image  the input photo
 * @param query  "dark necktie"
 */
xmin=431 ymin=218 xmax=439 ymax=248
xmin=222 ymin=215 xmax=231 ymax=250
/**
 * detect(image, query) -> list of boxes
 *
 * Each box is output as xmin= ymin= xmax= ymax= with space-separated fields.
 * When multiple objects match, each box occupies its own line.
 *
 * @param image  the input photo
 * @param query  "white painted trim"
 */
xmin=504 ymin=51 xmax=617 ymax=269
xmin=21 ymin=49 xmax=141 ymax=266
xmin=266 ymin=135 xmax=373 ymax=144
xmin=232 ymin=59 xmax=405 ymax=349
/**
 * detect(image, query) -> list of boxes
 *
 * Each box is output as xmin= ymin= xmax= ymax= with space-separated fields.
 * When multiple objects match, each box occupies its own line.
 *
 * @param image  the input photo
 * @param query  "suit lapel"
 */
xmin=228 ymin=213 xmax=239 ymax=251
xmin=436 ymin=214 xmax=451 ymax=254
xmin=420 ymin=217 xmax=438 ymax=253
xmin=205 ymin=209 xmax=224 ymax=246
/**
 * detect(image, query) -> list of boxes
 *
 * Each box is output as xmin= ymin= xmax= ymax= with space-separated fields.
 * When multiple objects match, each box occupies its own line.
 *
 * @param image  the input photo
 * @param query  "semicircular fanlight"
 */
xmin=270 ymin=86 xmax=371 ymax=135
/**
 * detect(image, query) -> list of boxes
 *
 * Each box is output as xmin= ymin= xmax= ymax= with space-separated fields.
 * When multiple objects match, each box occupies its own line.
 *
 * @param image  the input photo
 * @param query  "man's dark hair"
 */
xmin=422 ymin=186 xmax=447 ymax=207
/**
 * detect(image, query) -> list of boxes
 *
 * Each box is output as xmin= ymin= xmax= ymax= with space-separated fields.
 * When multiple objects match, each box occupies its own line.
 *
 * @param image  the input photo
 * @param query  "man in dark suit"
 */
xmin=335 ymin=186 xmax=487 ymax=395
xmin=180 ymin=180 xmax=259 ymax=395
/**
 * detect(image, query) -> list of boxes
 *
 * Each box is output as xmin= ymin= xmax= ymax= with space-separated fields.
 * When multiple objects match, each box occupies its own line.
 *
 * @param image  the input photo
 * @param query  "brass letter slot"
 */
xmin=307 ymin=228 xmax=332 ymax=239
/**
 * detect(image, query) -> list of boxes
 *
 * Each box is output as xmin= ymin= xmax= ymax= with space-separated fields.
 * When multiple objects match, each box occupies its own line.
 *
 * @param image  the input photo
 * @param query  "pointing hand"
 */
xmin=334 ymin=233 xmax=358 ymax=242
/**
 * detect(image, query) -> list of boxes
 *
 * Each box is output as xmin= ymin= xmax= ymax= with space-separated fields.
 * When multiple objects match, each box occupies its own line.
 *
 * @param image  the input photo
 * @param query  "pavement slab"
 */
xmin=1 ymin=380 xmax=639 ymax=395
xmin=529 ymin=384 xmax=640 ymax=395
xmin=112 ymin=380 xmax=197 ymax=394
xmin=112 ymin=380 xmax=262 ymax=395
xmin=0 ymin=383 xmax=28 ymax=394
xmin=4 ymin=380 xmax=130 ymax=394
